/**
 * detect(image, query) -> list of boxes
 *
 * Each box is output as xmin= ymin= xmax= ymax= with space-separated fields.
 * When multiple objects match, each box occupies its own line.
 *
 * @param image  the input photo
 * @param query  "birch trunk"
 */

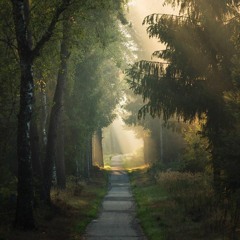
xmin=11 ymin=0 xmax=35 ymax=229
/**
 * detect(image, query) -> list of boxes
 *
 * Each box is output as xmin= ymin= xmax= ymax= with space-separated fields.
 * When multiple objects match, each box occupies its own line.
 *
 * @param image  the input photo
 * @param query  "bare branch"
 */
xmin=0 ymin=38 xmax=17 ymax=49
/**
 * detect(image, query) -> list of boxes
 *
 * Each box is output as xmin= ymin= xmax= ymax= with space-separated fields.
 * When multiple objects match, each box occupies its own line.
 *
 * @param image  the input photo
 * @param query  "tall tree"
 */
xmin=92 ymin=128 xmax=104 ymax=167
xmin=10 ymin=0 xmax=71 ymax=229
xmin=44 ymin=12 xmax=70 ymax=198
xmin=127 ymin=0 xmax=240 ymax=194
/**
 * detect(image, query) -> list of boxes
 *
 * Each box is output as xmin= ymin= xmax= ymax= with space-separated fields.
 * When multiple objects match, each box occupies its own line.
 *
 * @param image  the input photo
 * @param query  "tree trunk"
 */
xmin=11 ymin=0 xmax=35 ymax=229
xmin=97 ymin=129 xmax=104 ymax=167
xmin=86 ymin=136 xmax=92 ymax=178
xmin=82 ymin=136 xmax=92 ymax=179
xmin=44 ymin=16 xmax=70 ymax=202
xmin=39 ymin=79 xmax=48 ymax=147
xmin=24 ymin=0 xmax=44 ymax=204
xmin=92 ymin=129 xmax=104 ymax=167
xmin=15 ymin=62 xmax=35 ymax=229
xmin=143 ymin=136 xmax=149 ymax=164
xmin=89 ymin=135 xmax=93 ymax=171
xmin=11 ymin=0 xmax=71 ymax=226
xmin=83 ymin=150 xmax=89 ymax=179
xmin=30 ymin=115 xmax=44 ymax=203
xmin=56 ymin=114 xmax=66 ymax=189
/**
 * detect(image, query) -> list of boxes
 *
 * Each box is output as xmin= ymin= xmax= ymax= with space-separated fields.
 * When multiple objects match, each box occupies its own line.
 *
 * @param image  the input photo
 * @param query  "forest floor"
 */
xmin=0 ymin=167 xmax=108 ymax=240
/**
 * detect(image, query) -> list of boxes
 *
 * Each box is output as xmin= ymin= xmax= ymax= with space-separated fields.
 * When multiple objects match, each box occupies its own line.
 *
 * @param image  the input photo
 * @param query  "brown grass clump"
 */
xmin=156 ymin=171 xmax=214 ymax=221
xmin=131 ymin=169 xmax=240 ymax=240
xmin=0 ymin=167 xmax=108 ymax=240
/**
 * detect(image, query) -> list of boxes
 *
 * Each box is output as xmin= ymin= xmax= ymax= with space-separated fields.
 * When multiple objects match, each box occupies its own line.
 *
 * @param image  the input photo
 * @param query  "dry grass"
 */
xmin=130 ymin=169 xmax=240 ymax=240
xmin=0 ymin=168 xmax=108 ymax=240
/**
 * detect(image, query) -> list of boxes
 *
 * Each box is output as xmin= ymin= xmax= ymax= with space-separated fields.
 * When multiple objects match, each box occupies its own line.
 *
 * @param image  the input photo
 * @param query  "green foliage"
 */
xmin=62 ymin=0 xmax=127 ymax=174
xmin=131 ymin=168 xmax=240 ymax=239
xmin=179 ymin=121 xmax=210 ymax=173
xmin=127 ymin=0 xmax=238 ymax=122
xmin=0 ymin=0 xmax=128 ymax=228
xmin=126 ymin=0 xmax=240 ymax=206
xmin=65 ymin=49 xmax=123 ymax=174
xmin=0 ymin=168 xmax=108 ymax=240
xmin=130 ymin=169 xmax=167 ymax=240
xmin=156 ymin=171 xmax=213 ymax=213
xmin=0 ymin=0 xmax=19 ymax=183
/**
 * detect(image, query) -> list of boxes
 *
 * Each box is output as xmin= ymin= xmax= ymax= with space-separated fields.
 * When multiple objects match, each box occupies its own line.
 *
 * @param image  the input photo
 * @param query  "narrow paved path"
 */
xmin=84 ymin=155 xmax=146 ymax=240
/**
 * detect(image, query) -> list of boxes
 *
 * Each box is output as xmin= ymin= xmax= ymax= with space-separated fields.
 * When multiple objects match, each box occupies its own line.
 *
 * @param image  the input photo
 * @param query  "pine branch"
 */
xmin=142 ymin=13 xmax=191 ymax=25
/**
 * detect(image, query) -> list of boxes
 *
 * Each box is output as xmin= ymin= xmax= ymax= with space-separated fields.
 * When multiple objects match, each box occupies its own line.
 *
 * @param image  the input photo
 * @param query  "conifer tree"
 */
xmin=127 ymin=0 xmax=240 ymax=194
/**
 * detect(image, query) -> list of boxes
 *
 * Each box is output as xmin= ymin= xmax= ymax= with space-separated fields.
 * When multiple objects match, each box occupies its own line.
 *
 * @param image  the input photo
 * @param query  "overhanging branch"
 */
xmin=32 ymin=0 xmax=72 ymax=59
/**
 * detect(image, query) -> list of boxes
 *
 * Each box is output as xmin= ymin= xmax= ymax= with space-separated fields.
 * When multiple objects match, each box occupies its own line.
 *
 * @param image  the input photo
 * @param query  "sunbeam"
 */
xmin=127 ymin=0 xmax=178 ymax=60
xmin=103 ymin=116 xmax=143 ymax=155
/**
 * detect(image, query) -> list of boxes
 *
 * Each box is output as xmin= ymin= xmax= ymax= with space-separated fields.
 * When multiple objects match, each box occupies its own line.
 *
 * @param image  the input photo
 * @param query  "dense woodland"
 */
xmin=1 ymin=0 xmax=240 ymax=239
xmin=0 ymin=0 xmax=129 ymax=231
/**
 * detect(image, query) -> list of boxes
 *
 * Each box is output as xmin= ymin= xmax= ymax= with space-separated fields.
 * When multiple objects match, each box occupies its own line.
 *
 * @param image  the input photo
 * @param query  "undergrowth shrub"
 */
xmin=154 ymin=171 xmax=240 ymax=238
xmin=155 ymin=171 xmax=215 ymax=235
xmin=51 ymin=176 xmax=86 ymax=205
xmin=66 ymin=175 xmax=86 ymax=196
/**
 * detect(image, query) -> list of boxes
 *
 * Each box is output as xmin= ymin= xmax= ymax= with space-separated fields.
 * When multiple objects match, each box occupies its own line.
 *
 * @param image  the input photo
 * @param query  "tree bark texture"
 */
xmin=44 ymin=17 xmax=70 ymax=201
xmin=30 ymin=116 xmax=45 ymax=203
xmin=39 ymin=80 xmax=48 ymax=147
xmin=92 ymin=129 xmax=104 ymax=167
xmin=56 ymin=116 xmax=66 ymax=189
xmin=89 ymin=135 xmax=93 ymax=171
xmin=11 ymin=0 xmax=71 ymax=226
xmin=82 ymin=136 xmax=92 ymax=179
xmin=24 ymin=0 xmax=45 ymax=203
xmin=11 ymin=0 xmax=35 ymax=229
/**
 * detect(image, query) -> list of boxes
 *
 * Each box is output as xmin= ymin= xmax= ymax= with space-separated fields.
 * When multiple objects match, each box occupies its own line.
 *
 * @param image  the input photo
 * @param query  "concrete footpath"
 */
xmin=84 ymin=155 xmax=147 ymax=240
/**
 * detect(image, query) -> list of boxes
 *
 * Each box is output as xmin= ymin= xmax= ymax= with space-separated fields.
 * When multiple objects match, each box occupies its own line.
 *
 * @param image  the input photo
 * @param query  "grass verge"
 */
xmin=130 ymin=169 xmax=167 ymax=240
xmin=0 ymin=167 xmax=108 ymax=240
xmin=129 ymin=169 xmax=237 ymax=240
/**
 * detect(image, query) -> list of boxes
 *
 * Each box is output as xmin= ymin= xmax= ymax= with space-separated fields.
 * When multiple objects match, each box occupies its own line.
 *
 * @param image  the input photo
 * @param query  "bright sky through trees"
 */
xmin=103 ymin=0 xmax=178 ymax=158
xmin=127 ymin=0 xmax=178 ymax=59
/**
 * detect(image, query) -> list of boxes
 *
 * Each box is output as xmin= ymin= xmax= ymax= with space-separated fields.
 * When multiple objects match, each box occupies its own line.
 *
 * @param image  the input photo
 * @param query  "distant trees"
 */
xmin=122 ymin=15 xmax=185 ymax=168
xmin=65 ymin=50 xmax=123 ymax=178
xmin=124 ymin=91 xmax=185 ymax=167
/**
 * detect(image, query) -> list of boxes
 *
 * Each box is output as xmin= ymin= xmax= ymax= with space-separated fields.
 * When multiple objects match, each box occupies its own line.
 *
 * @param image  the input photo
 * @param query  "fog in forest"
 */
xmin=102 ymin=0 xmax=178 ymax=168
xmin=2 ymin=0 xmax=240 ymax=237
xmin=126 ymin=0 xmax=177 ymax=59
